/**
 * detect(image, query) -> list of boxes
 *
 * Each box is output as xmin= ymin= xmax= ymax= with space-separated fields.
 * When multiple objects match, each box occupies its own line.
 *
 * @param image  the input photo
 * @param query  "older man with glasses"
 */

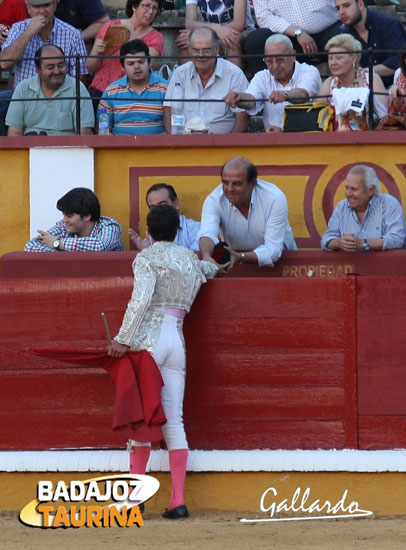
xmin=163 ymin=26 xmax=250 ymax=134
xmin=224 ymin=33 xmax=322 ymax=132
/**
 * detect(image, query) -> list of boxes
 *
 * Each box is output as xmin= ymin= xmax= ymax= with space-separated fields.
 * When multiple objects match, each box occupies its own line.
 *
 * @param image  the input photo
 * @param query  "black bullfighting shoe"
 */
xmin=162 ymin=505 xmax=189 ymax=519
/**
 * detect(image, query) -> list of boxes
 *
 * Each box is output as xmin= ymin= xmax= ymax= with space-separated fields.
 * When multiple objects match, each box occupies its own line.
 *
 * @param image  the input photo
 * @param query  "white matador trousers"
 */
xmin=154 ymin=313 xmax=188 ymax=450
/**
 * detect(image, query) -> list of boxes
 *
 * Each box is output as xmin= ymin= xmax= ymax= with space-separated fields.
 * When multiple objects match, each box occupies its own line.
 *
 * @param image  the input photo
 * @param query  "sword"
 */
xmin=101 ymin=312 xmax=112 ymax=344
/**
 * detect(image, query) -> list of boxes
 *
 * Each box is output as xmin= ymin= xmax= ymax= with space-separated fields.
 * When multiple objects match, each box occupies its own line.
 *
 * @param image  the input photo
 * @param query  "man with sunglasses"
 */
xmin=224 ymin=34 xmax=321 ymax=132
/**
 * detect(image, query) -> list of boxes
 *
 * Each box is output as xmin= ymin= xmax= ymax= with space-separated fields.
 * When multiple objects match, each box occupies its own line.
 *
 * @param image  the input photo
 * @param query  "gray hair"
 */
xmin=264 ymin=34 xmax=294 ymax=53
xmin=348 ymin=165 xmax=381 ymax=194
xmin=188 ymin=27 xmax=220 ymax=48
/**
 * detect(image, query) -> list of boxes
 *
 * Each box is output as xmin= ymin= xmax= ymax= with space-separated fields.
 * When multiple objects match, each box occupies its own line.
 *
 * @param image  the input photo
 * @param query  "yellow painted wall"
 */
xmin=95 ymin=143 xmax=406 ymax=247
xmin=0 ymin=149 xmax=29 ymax=255
xmin=2 ymin=471 xmax=406 ymax=517
xmin=2 ymin=141 xmax=406 ymax=256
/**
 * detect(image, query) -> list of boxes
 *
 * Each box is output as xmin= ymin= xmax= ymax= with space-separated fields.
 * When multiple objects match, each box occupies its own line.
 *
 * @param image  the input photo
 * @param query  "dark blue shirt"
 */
xmin=343 ymin=9 xmax=406 ymax=87
xmin=55 ymin=0 xmax=107 ymax=31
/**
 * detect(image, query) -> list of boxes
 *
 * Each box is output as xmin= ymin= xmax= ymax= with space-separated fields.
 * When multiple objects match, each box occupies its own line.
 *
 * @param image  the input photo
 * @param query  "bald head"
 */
xmin=188 ymin=26 xmax=219 ymax=48
xmin=221 ymin=157 xmax=257 ymax=185
xmin=34 ymin=44 xmax=65 ymax=69
xmin=188 ymin=26 xmax=220 ymax=76
xmin=34 ymin=44 xmax=67 ymax=91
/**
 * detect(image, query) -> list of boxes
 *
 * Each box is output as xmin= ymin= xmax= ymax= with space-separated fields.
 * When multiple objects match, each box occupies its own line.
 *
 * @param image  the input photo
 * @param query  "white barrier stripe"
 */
xmin=1 ymin=449 xmax=406 ymax=473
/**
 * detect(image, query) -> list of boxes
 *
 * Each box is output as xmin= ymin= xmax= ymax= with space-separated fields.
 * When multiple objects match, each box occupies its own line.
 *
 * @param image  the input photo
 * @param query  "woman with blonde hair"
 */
xmin=317 ymin=33 xmax=388 ymax=130
xmin=87 ymin=0 xmax=165 ymax=97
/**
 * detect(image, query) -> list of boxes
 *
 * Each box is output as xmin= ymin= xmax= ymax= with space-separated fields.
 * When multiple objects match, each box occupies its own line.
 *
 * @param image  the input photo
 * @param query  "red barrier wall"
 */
xmin=1 ymin=248 xmax=406 ymax=451
xmin=3 ymin=250 xmax=406 ymax=279
xmin=0 ymin=270 xmax=392 ymax=449
xmin=357 ymin=277 xmax=406 ymax=449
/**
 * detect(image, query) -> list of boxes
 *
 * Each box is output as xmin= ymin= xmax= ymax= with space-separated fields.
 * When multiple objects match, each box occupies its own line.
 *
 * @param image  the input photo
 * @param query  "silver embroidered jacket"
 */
xmin=115 ymin=241 xmax=218 ymax=352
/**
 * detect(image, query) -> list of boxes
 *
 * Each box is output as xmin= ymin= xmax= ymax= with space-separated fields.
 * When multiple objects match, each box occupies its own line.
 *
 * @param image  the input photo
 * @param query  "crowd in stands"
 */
xmin=1 ymin=0 xmax=406 ymax=135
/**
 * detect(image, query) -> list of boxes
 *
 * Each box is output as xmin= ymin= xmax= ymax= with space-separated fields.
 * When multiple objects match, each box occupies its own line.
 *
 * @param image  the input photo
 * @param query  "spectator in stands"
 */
xmin=25 ymin=187 xmax=124 ymax=252
xmin=389 ymin=49 xmax=406 ymax=112
xmin=334 ymin=0 xmax=406 ymax=88
xmin=377 ymin=48 xmax=406 ymax=129
xmin=0 ymin=0 xmax=29 ymax=45
xmin=98 ymin=39 xmax=167 ymax=135
xmin=224 ymin=34 xmax=322 ymax=132
xmin=0 ymin=0 xmax=88 ymax=136
xmin=87 ymin=0 xmax=164 ymax=97
xmin=198 ymin=156 xmax=297 ymax=268
xmin=176 ymin=0 xmax=255 ymax=68
xmin=55 ymin=0 xmax=109 ymax=48
xmin=244 ymin=0 xmax=342 ymax=75
xmin=321 ymin=165 xmax=405 ymax=251
xmin=0 ymin=0 xmax=88 ymax=85
xmin=316 ymin=33 xmax=388 ymax=131
xmin=164 ymin=27 xmax=250 ymax=134
xmin=130 ymin=183 xmax=200 ymax=251
xmin=6 ymin=44 xmax=94 ymax=135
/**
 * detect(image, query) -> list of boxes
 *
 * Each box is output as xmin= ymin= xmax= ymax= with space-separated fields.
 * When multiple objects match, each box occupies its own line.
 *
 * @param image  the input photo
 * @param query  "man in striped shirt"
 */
xmin=321 ymin=165 xmax=405 ymax=252
xmin=98 ymin=39 xmax=168 ymax=136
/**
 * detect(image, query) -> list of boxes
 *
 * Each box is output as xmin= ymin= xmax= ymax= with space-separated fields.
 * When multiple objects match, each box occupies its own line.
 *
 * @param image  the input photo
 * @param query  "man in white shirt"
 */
xmin=198 ymin=156 xmax=297 ymax=268
xmin=225 ymin=34 xmax=322 ymax=132
xmin=244 ymin=0 xmax=341 ymax=74
xmin=164 ymin=26 xmax=250 ymax=134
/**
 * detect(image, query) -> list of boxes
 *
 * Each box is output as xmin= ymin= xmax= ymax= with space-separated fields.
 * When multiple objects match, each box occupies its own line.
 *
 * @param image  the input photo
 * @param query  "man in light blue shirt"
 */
xmin=321 ymin=165 xmax=405 ymax=252
xmin=130 ymin=183 xmax=200 ymax=251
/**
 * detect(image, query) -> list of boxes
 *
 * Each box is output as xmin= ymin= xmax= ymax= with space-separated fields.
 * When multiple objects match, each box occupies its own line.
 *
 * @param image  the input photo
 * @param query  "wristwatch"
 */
xmin=53 ymin=239 xmax=60 ymax=249
xmin=294 ymin=28 xmax=303 ymax=38
xmin=363 ymin=239 xmax=370 ymax=251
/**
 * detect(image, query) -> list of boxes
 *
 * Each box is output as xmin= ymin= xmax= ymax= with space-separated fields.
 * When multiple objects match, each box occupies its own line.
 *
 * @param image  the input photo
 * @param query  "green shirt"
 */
xmin=6 ymin=74 xmax=94 ymax=135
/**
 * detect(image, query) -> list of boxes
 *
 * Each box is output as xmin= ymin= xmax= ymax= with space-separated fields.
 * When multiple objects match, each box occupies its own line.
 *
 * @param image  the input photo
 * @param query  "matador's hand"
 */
xmin=108 ymin=340 xmax=130 ymax=358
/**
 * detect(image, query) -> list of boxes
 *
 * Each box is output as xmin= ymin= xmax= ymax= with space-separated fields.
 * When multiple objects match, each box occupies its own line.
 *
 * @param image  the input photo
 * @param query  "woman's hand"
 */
xmin=92 ymin=38 xmax=107 ymax=55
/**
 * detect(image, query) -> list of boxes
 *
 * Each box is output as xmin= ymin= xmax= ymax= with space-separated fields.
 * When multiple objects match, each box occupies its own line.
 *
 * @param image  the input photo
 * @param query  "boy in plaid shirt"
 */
xmin=25 ymin=187 xmax=124 ymax=252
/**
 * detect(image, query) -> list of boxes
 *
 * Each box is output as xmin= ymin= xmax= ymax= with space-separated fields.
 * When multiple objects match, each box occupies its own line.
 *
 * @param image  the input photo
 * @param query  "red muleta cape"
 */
xmin=30 ymin=347 xmax=167 ymax=443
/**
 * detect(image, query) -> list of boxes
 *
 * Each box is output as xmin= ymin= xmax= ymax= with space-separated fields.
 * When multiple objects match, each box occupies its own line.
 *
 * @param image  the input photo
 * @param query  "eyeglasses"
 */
xmin=140 ymin=3 xmax=159 ymax=12
xmin=262 ymin=56 xmax=288 ymax=66
xmin=190 ymin=48 xmax=215 ymax=56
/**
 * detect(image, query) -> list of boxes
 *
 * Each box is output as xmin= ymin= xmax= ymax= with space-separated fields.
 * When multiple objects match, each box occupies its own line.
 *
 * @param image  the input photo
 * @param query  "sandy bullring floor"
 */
xmin=1 ymin=510 xmax=406 ymax=550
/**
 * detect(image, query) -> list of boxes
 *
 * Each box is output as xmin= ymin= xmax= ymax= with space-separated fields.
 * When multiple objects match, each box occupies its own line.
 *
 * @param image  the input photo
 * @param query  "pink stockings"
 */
xmin=130 ymin=447 xmax=188 ymax=510
xmin=168 ymin=449 xmax=188 ymax=510
xmin=129 ymin=445 xmax=151 ymax=476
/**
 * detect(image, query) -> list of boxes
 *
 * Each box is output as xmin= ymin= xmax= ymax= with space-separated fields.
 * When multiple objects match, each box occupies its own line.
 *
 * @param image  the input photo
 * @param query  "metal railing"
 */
xmin=0 ymin=48 xmax=399 ymax=135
